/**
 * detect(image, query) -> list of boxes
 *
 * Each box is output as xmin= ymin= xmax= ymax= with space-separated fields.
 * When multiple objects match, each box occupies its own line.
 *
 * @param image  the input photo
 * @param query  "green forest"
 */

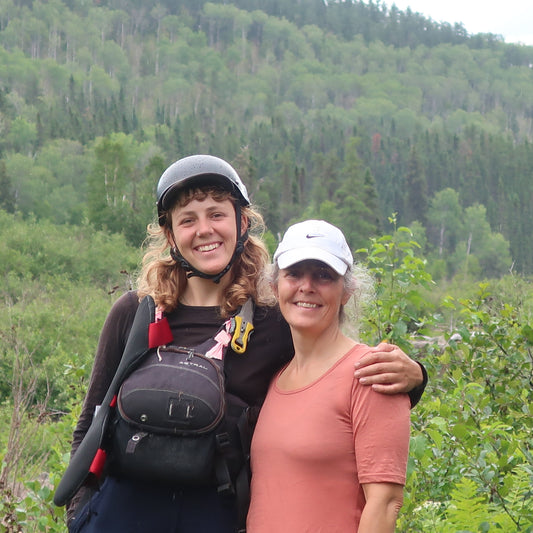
xmin=0 ymin=0 xmax=532 ymax=531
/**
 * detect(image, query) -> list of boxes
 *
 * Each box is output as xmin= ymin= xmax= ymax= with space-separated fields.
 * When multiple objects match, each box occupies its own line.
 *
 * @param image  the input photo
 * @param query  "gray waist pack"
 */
xmin=109 ymin=345 xmax=244 ymax=487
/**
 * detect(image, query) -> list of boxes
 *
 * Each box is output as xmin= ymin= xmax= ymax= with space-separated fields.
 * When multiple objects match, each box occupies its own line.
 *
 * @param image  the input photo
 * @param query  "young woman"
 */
xmin=64 ymin=156 xmax=424 ymax=533
xmin=248 ymin=220 xmax=412 ymax=533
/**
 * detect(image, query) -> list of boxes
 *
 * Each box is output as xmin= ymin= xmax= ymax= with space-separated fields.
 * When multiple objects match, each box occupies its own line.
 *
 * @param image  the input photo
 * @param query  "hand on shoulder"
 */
xmin=353 ymin=342 xmax=423 ymax=394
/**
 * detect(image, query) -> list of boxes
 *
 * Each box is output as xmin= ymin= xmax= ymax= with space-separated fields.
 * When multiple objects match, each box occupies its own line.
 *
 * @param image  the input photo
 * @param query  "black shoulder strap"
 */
xmin=54 ymin=295 xmax=156 ymax=507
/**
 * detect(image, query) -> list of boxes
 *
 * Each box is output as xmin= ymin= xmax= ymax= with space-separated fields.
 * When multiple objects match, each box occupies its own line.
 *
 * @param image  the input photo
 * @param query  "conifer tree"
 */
xmin=334 ymin=137 xmax=379 ymax=249
xmin=404 ymin=146 xmax=428 ymax=225
xmin=0 ymin=161 xmax=15 ymax=213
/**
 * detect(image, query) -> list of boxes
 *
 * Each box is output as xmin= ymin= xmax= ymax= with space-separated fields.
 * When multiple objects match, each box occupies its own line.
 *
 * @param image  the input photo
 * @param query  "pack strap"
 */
xmin=230 ymin=298 xmax=255 ymax=354
xmin=214 ymin=406 xmax=252 ymax=533
xmin=234 ymin=407 xmax=253 ymax=531
xmin=215 ymin=432 xmax=235 ymax=498
xmin=54 ymin=295 xmax=156 ymax=507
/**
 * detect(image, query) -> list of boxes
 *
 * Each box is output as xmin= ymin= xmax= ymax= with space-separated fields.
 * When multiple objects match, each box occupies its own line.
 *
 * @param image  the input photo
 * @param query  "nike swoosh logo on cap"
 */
xmin=306 ymin=233 xmax=324 ymax=238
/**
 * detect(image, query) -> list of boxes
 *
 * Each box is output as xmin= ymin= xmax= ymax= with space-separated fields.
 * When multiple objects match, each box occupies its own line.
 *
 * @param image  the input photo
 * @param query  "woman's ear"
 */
xmin=341 ymin=288 xmax=352 ymax=306
xmin=163 ymin=224 xmax=175 ymax=249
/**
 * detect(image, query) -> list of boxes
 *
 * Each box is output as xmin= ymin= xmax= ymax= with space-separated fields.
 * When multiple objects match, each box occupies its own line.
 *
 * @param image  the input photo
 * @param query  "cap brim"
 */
xmin=276 ymin=248 xmax=348 ymax=275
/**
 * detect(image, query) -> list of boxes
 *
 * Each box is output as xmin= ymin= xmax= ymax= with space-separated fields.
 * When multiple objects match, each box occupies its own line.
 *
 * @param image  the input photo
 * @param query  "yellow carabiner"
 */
xmin=231 ymin=315 xmax=254 ymax=354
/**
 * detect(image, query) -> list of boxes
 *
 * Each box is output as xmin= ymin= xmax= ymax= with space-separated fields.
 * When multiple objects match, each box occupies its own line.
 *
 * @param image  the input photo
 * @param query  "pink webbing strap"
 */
xmin=205 ymin=320 xmax=232 ymax=360
xmin=148 ymin=306 xmax=173 ymax=349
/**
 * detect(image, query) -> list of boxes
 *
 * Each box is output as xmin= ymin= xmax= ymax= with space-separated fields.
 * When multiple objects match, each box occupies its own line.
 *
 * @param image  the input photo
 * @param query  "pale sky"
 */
xmin=386 ymin=0 xmax=533 ymax=46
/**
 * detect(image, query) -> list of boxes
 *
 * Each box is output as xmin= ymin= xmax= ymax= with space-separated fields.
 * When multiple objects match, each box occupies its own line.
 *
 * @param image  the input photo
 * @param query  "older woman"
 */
xmin=248 ymin=220 xmax=411 ymax=533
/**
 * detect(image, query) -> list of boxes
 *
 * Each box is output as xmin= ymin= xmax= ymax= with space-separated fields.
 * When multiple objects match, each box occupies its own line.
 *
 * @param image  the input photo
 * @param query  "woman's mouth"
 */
xmin=196 ymin=242 xmax=221 ymax=252
xmin=295 ymin=301 xmax=319 ymax=309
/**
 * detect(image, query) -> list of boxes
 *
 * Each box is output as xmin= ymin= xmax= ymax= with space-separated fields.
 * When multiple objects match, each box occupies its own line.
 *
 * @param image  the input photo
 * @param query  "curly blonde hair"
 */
xmin=137 ymin=187 xmax=275 ymax=317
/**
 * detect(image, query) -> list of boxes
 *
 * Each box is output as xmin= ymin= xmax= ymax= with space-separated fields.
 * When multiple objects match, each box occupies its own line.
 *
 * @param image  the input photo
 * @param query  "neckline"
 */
xmin=274 ymin=344 xmax=362 ymax=394
xmin=176 ymin=302 xmax=220 ymax=310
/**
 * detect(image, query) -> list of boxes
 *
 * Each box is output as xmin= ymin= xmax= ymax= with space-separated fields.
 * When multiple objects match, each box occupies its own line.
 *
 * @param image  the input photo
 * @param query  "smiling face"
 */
xmin=169 ymin=193 xmax=241 ymax=277
xmin=274 ymin=260 xmax=351 ymax=337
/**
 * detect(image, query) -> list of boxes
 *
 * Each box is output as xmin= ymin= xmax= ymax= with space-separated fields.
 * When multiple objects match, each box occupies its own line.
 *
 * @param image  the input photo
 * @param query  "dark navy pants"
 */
xmin=69 ymin=477 xmax=237 ymax=533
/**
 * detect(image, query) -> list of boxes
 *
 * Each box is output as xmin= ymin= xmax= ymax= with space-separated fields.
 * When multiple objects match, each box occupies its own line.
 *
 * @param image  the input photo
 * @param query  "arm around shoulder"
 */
xmin=353 ymin=343 xmax=428 ymax=407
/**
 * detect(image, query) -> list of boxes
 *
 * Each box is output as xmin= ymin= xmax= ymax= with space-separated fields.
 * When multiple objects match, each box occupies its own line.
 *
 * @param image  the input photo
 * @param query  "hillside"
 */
xmin=0 ymin=0 xmax=532 ymax=275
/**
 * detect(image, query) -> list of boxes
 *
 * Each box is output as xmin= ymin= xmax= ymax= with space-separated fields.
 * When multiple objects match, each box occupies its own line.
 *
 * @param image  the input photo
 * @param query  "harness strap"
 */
xmin=148 ymin=297 xmax=254 ymax=355
xmin=214 ymin=404 xmax=252 ymax=533
xmin=215 ymin=432 xmax=235 ymax=498
xmin=94 ymin=298 xmax=254 ymax=525
xmin=54 ymin=295 xmax=156 ymax=507
xmin=234 ymin=408 xmax=253 ymax=531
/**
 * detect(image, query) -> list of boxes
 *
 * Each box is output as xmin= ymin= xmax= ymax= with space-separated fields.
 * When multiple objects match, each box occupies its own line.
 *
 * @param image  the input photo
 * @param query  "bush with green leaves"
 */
xmin=0 ymin=211 xmax=141 ymax=532
xmin=357 ymin=217 xmax=436 ymax=349
xmin=353 ymin=223 xmax=532 ymax=532
xmin=398 ymin=287 xmax=533 ymax=532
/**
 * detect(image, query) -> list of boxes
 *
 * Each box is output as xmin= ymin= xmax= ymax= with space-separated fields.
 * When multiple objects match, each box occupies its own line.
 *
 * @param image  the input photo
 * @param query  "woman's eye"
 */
xmin=285 ymin=269 xmax=300 ymax=279
xmin=316 ymin=269 xmax=336 ymax=281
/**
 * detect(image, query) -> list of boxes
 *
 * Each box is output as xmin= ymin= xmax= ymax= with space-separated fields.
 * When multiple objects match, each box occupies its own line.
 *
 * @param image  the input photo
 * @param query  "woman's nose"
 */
xmin=298 ymin=273 xmax=315 ymax=292
xmin=196 ymin=218 xmax=212 ymax=236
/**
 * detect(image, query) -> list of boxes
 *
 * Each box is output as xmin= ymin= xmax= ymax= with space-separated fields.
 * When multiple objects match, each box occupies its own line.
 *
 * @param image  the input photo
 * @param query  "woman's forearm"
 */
xmin=359 ymin=483 xmax=404 ymax=533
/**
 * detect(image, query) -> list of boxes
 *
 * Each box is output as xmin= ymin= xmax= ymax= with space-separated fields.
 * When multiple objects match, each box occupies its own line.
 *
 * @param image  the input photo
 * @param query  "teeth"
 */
xmin=197 ymin=243 xmax=219 ymax=252
xmin=296 ymin=302 xmax=318 ymax=308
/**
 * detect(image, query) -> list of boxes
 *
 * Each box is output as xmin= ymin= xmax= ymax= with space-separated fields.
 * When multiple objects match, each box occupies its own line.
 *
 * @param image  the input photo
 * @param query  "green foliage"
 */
xmin=426 ymin=190 xmax=513 ymax=280
xmin=0 ymin=160 xmax=15 ymax=213
xmin=358 ymin=215 xmax=435 ymax=350
xmin=262 ymin=229 xmax=277 ymax=257
xmin=398 ymin=281 xmax=533 ymax=532
xmin=352 ymin=227 xmax=533 ymax=532
xmin=0 ymin=211 xmax=140 ymax=290
xmin=0 ymin=212 xmax=140 ymax=531
xmin=0 ymin=210 xmax=141 ymax=407
xmin=0 ymin=374 xmax=81 ymax=532
xmin=86 ymin=133 xmax=162 ymax=243
xmin=446 ymin=478 xmax=493 ymax=531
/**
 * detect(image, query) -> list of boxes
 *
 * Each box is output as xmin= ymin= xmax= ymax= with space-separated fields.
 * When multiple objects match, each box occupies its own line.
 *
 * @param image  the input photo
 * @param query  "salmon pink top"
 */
xmin=247 ymin=344 xmax=410 ymax=533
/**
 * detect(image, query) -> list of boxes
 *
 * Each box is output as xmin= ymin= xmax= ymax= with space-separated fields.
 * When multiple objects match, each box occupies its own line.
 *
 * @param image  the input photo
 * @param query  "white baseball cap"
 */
xmin=274 ymin=220 xmax=353 ymax=275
